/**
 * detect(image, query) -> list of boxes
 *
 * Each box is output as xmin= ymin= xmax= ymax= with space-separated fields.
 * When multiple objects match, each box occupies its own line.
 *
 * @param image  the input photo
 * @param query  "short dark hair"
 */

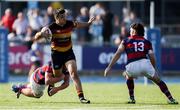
xmin=130 ymin=23 xmax=145 ymax=36
xmin=54 ymin=8 xmax=65 ymax=19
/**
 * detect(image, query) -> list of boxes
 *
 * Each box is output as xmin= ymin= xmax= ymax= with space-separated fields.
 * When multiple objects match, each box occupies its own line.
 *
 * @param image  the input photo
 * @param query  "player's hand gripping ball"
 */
xmin=41 ymin=27 xmax=52 ymax=41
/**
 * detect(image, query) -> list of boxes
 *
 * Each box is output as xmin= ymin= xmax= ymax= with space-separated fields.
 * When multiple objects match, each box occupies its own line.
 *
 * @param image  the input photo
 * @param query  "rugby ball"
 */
xmin=41 ymin=27 xmax=52 ymax=41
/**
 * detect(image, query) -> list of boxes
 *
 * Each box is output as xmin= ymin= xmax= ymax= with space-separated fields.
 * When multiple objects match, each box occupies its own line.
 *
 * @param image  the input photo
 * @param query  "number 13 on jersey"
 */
xmin=133 ymin=42 xmax=144 ymax=52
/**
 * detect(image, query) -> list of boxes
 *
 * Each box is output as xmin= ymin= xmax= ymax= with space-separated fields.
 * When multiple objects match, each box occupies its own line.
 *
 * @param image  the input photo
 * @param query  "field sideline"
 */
xmin=0 ymin=83 xmax=180 ymax=110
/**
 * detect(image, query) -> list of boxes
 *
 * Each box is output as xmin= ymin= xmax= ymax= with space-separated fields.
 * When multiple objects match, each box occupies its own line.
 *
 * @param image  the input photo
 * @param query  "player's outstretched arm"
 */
xmin=48 ymin=75 xmax=70 ymax=96
xmin=33 ymin=31 xmax=43 ymax=41
xmin=45 ymin=72 xmax=65 ymax=85
xmin=104 ymin=42 xmax=125 ymax=77
xmin=76 ymin=16 xmax=95 ymax=28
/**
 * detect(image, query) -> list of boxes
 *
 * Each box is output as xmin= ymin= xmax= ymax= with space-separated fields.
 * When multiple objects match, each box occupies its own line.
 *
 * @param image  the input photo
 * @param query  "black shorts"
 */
xmin=51 ymin=49 xmax=76 ymax=70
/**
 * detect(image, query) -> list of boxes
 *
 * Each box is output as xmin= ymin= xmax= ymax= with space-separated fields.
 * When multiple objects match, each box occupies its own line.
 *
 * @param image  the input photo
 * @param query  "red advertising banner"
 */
xmin=9 ymin=45 xmax=31 ymax=69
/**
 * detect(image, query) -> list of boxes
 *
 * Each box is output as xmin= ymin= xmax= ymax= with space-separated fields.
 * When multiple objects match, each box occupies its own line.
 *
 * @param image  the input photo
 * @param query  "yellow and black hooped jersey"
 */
xmin=48 ymin=20 xmax=76 ymax=52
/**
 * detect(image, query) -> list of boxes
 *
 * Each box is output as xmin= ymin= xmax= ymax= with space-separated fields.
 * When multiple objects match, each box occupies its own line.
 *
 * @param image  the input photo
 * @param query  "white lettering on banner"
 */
xmin=99 ymin=52 xmax=114 ymax=64
xmin=9 ymin=52 xmax=31 ymax=65
xmin=99 ymin=52 xmax=127 ymax=65
xmin=22 ymin=52 xmax=31 ymax=65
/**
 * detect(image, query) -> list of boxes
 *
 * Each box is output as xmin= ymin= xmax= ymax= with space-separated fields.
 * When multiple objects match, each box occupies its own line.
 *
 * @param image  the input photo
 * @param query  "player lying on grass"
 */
xmin=12 ymin=62 xmax=69 ymax=98
xmin=104 ymin=23 xmax=178 ymax=104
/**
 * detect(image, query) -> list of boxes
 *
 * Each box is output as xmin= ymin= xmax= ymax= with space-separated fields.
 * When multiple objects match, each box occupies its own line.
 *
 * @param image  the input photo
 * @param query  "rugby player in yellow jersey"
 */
xmin=34 ymin=8 xmax=95 ymax=104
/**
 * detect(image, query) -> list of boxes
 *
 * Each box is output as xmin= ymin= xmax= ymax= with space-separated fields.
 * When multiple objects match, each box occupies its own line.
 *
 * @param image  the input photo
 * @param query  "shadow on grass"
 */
xmin=90 ymin=102 xmax=171 ymax=105
xmin=134 ymin=102 xmax=170 ymax=105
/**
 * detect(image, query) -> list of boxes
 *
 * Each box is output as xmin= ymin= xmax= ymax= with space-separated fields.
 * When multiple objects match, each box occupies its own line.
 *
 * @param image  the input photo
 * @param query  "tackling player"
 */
xmin=33 ymin=8 xmax=95 ymax=103
xmin=12 ymin=62 xmax=69 ymax=98
xmin=104 ymin=23 xmax=178 ymax=104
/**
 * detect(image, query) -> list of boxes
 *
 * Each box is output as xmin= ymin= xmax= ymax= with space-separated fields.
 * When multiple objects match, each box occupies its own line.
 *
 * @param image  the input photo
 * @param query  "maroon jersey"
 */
xmin=122 ymin=35 xmax=153 ymax=64
xmin=33 ymin=65 xmax=69 ymax=85
xmin=33 ymin=65 xmax=53 ymax=85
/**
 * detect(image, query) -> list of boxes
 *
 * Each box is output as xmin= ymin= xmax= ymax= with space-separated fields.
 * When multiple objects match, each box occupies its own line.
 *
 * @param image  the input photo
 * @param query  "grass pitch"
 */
xmin=0 ymin=83 xmax=180 ymax=110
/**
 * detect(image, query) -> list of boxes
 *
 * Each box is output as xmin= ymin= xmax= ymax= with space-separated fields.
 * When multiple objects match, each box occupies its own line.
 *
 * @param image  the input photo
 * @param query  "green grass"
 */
xmin=0 ymin=83 xmax=180 ymax=110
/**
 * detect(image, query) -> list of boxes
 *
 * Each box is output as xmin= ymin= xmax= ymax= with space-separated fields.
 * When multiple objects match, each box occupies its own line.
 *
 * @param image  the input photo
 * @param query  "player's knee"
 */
xmin=70 ymin=72 xmax=78 ymax=79
xmin=154 ymin=78 xmax=161 ymax=84
xmin=34 ymin=92 xmax=43 ymax=98
xmin=150 ymin=76 xmax=161 ymax=84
